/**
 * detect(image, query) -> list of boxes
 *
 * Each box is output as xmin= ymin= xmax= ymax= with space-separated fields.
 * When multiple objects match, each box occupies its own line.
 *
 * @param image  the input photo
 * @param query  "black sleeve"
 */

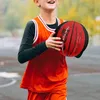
xmin=18 ymin=21 xmax=48 ymax=64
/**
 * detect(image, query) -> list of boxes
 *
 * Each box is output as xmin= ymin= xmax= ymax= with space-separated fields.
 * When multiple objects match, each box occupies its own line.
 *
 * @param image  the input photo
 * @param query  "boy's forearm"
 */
xmin=18 ymin=42 xmax=47 ymax=64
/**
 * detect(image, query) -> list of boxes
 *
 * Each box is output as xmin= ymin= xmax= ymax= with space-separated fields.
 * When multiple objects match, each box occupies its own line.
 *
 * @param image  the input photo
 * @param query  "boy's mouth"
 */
xmin=47 ymin=0 xmax=55 ymax=4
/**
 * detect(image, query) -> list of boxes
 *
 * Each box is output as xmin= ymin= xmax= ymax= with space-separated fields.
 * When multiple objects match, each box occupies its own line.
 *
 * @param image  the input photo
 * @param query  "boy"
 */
xmin=18 ymin=0 xmax=68 ymax=99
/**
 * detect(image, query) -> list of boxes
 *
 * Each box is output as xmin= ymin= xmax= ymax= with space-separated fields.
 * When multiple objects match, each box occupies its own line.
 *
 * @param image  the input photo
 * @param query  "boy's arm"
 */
xmin=18 ymin=21 xmax=47 ymax=64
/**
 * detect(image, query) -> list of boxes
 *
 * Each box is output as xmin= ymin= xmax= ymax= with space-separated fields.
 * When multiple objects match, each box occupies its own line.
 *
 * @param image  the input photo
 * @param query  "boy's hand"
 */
xmin=45 ymin=33 xmax=63 ymax=51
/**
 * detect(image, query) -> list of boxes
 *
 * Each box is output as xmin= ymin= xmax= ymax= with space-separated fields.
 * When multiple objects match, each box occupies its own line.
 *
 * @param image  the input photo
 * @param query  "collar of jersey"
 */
xmin=38 ymin=15 xmax=60 ymax=33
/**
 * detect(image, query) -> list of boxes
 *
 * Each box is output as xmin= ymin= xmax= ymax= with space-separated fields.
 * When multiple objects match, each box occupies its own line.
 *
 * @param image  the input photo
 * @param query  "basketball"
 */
xmin=54 ymin=21 xmax=89 ymax=57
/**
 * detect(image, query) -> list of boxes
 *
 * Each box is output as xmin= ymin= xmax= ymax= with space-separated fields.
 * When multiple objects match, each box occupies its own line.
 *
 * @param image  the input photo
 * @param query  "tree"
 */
xmin=3 ymin=0 xmax=25 ymax=36
xmin=0 ymin=0 xmax=9 ymax=31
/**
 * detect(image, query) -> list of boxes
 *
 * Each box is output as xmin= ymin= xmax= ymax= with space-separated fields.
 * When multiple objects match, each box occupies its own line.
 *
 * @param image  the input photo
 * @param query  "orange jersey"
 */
xmin=20 ymin=15 xmax=68 ymax=92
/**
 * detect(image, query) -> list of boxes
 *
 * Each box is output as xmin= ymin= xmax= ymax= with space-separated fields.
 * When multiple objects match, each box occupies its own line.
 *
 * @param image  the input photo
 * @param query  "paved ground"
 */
xmin=0 ymin=37 xmax=100 ymax=100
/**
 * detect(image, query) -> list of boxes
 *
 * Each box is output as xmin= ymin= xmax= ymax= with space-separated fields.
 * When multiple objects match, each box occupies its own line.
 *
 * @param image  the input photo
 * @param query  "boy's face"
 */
xmin=34 ymin=0 xmax=58 ymax=11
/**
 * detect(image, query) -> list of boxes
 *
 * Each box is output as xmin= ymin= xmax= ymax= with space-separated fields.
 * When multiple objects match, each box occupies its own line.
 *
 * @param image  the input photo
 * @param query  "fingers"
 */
xmin=48 ymin=44 xmax=63 ymax=51
xmin=47 ymin=41 xmax=63 ymax=50
xmin=45 ymin=36 xmax=63 ymax=51
xmin=50 ymin=46 xmax=61 ymax=51
xmin=51 ymin=37 xmax=61 ymax=40
xmin=49 ymin=32 xmax=55 ymax=37
xmin=49 ymin=41 xmax=63 ymax=47
xmin=49 ymin=33 xmax=61 ymax=40
xmin=50 ymin=40 xmax=63 ymax=46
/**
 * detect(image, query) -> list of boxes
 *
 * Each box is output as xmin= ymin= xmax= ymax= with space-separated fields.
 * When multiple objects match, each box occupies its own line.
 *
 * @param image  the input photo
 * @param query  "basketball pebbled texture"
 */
xmin=54 ymin=21 xmax=89 ymax=57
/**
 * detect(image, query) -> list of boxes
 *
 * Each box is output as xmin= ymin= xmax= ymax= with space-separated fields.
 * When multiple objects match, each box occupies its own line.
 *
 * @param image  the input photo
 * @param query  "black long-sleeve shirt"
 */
xmin=18 ymin=20 xmax=58 ymax=63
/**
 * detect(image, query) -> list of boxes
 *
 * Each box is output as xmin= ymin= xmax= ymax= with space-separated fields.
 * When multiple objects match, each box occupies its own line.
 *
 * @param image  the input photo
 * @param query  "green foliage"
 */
xmin=5 ymin=11 xmax=21 ymax=32
xmin=4 ymin=0 xmax=24 ymax=32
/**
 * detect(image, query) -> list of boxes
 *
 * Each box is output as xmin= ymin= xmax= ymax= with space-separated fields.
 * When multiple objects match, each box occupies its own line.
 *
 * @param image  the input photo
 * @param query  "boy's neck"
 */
xmin=40 ymin=9 xmax=57 ymax=24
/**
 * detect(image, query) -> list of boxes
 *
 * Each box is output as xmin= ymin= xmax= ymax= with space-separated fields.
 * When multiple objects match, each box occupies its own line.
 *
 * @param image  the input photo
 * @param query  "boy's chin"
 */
xmin=46 ymin=7 xmax=56 ymax=11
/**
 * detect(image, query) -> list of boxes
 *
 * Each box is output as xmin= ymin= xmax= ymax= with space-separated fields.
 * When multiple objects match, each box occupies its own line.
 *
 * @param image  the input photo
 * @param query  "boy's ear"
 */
xmin=33 ymin=0 xmax=38 ymax=3
xmin=33 ymin=0 xmax=41 ymax=7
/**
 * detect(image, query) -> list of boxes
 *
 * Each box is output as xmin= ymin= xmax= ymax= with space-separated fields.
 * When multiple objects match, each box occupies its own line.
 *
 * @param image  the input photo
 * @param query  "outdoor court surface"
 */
xmin=0 ymin=38 xmax=100 ymax=100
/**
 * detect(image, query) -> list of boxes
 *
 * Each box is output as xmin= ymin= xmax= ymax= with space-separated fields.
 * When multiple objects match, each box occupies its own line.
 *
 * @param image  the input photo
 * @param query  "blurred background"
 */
xmin=0 ymin=0 xmax=100 ymax=44
xmin=0 ymin=0 xmax=100 ymax=100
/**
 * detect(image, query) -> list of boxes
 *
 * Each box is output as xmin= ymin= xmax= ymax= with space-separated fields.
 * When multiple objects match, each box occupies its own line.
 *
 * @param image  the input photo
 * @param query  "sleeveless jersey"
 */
xmin=20 ymin=15 xmax=68 ymax=92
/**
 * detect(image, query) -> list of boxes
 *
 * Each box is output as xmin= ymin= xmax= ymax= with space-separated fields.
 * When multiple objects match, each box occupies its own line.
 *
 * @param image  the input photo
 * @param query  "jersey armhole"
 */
xmin=57 ymin=18 xmax=66 ymax=25
xmin=31 ymin=19 xmax=38 ymax=44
